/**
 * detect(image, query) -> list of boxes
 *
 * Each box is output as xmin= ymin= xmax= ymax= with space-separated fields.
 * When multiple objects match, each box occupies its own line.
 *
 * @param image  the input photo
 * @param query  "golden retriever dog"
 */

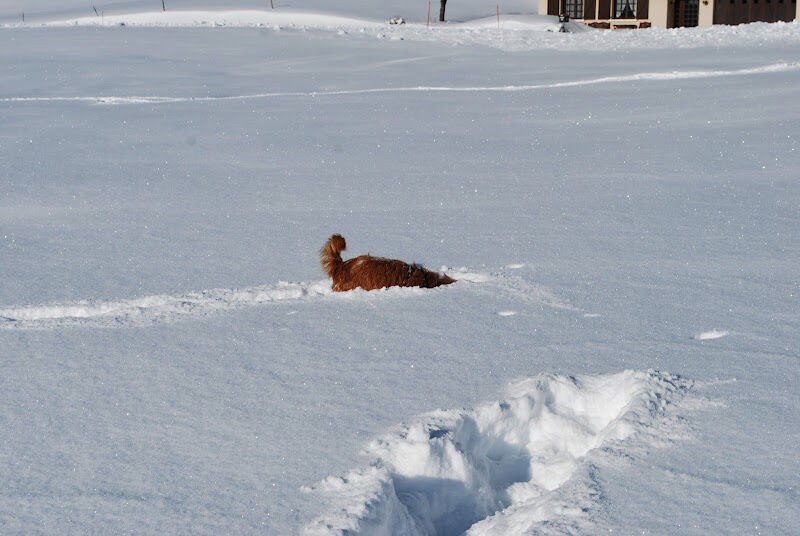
xmin=320 ymin=234 xmax=457 ymax=292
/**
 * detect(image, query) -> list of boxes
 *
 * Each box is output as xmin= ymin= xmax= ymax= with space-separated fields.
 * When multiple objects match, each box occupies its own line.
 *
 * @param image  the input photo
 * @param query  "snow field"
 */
xmin=306 ymin=370 xmax=692 ymax=535
xmin=1 ymin=10 xmax=798 ymax=536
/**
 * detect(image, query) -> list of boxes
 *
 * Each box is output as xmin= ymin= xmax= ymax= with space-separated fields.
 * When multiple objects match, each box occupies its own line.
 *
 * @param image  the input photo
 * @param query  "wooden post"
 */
xmin=439 ymin=0 xmax=447 ymax=21
xmin=427 ymin=1 xmax=431 ymax=26
xmin=162 ymin=0 xmax=166 ymax=12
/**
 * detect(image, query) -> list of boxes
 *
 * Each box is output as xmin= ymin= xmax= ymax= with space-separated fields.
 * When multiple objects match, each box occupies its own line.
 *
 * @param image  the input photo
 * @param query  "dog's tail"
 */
xmin=320 ymin=234 xmax=346 ymax=277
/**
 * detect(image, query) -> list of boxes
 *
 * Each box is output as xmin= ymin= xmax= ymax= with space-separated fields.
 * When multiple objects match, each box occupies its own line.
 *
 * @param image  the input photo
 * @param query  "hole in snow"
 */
xmin=305 ymin=370 xmax=690 ymax=536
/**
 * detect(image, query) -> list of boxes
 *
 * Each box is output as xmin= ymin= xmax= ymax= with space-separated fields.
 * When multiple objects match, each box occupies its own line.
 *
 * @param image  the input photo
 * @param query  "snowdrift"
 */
xmin=306 ymin=370 xmax=691 ymax=535
xmin=4 ymin=9 xmax=798 ymax=51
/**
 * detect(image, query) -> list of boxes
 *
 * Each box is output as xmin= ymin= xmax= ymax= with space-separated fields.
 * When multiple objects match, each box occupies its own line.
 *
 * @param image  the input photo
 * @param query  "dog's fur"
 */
xmin=320 ymin=234 xmax=456 ymax=292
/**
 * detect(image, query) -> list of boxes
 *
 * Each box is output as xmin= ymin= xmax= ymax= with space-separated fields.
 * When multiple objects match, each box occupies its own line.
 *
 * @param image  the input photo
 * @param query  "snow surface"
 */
xmin=1 ymin=4 xmax=799 ymax=536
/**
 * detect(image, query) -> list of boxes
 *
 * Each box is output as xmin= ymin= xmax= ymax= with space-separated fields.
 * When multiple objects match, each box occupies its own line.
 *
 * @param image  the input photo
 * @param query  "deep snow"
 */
xmin=1 ymin=5 xmax=799 ymax=536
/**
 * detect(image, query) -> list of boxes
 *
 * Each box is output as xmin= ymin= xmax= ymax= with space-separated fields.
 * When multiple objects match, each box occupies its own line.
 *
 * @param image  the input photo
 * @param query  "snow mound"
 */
xmin=305 ymin=370 xmax=691 ymax=535
xmin=17 ymin=9 xmax=380 ymax=31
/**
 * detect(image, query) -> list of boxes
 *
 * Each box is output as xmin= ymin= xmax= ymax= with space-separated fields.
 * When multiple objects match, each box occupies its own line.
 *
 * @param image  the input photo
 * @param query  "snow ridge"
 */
xmin=2 ymin=62 xmax=796 ymax=106
xmin=0 ymin=280 xmax=333 ymax=329
xmin=305 ymin=370 xmax=691 ymax=536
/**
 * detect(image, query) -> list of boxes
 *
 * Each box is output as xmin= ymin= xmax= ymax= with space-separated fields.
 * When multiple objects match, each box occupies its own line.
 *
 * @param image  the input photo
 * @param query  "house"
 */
xmin=539 ymin=0 xmax=798 ymax=28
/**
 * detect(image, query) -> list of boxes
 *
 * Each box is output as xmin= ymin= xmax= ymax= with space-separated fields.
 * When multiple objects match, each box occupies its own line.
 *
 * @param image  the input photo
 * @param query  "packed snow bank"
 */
xmin=305 ymin=370 xmax=691 ymax=535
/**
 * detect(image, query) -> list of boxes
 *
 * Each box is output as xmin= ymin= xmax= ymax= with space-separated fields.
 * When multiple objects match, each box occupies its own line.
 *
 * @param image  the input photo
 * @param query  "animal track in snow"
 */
xmin=0 ymin=272 xmax=472 ymax=329
xmin=305 ymin=370 xmax=693 ymax=536
xmin=0 ymin=267 xmax=582 ymax=329
xmin=0 ymin=280 xmax=333 ymax=329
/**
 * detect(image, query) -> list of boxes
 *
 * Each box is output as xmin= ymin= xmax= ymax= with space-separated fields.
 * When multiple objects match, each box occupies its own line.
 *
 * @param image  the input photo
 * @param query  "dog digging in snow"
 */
xmin=320 ymin=234 xmax=457 ymax=292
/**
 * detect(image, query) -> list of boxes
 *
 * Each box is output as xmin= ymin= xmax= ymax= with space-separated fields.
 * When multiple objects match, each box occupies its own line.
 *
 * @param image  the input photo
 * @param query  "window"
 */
xmin=674 ymin=0 xmax=698 ymax=26
xmin=563 ymin=0 xmax=584 ymax=18
xmin=615 ymin=0 xmax=636 ymax=17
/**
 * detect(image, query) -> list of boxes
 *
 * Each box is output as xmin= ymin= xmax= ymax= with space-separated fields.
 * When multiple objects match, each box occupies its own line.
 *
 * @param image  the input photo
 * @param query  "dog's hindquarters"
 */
xmin=319 ymin=234 xmax=347 ymax=277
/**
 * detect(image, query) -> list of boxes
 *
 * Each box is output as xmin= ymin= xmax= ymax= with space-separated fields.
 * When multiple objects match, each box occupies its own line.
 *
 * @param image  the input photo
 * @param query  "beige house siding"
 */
xmin=648 ymin=0 xmax=670 ymax=26
xmin=699 ymin=0 xmax=714 ymax=26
